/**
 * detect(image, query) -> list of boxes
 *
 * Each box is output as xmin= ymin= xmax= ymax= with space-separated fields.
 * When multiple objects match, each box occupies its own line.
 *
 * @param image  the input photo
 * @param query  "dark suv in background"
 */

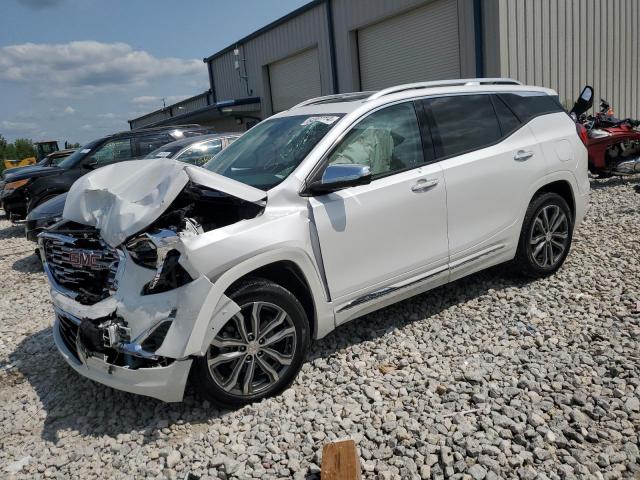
xmin=0 ymin=125 xmax=213 ymax=220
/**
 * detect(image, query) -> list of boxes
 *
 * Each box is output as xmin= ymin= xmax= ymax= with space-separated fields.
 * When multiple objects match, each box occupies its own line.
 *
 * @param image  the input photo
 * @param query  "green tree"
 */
xmin=4 ymin=144 xmax=16 ymax=159
xmin=14 ymin=138 xmax=36 ymax=160
xmin=66 ymin=142 xmax=81 ymax=149
xmin=0 ymin=135 xmax=5 ymax=174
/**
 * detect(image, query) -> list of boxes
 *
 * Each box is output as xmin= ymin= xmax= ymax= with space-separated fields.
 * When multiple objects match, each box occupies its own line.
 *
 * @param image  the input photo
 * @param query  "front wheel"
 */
xmin=514 ymin=192 xmax=573 ymax=277
xmin=192 ymin=278 xmax=310 ymax=408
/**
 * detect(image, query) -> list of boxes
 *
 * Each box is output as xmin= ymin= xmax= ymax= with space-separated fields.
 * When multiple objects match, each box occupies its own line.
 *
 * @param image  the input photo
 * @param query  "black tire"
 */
xmin=192 ymin=278 xmax=310 ymax=409
xmin=514 ymin=192 xmax=573 ymax=278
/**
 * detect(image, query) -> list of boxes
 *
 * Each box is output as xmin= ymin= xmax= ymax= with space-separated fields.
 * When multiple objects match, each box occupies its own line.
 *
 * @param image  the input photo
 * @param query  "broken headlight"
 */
xmin=143 ymin=250 xmax=193 ymax=295
xmin=126 ymin=237 xmax=157 ymax=269
xmin=127 ymin=229 xmax=193 ymax=294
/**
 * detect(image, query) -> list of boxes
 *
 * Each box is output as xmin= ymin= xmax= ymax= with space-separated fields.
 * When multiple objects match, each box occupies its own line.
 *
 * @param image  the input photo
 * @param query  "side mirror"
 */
xmin=84 ymin=159 xmax=98 ymax=170
xmin=569 ymin=85 xmax=594 ymax=118
xmin=308 ymin=164 xmax=372 ymax=195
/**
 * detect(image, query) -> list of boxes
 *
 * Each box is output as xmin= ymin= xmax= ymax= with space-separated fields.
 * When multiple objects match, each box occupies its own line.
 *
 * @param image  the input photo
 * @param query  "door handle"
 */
xmin=514 ymin=150 xmax=534 ymax=161
xmin=411 ymin=177 xmax=439 ymax=192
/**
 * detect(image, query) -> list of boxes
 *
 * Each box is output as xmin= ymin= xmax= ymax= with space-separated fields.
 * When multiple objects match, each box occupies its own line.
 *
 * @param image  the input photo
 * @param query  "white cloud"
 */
xmin=1 ymin=120 xmax=39 ymax=132
xmin=80 ymin=124 xmax=93 ymax=131
xmin=0 ymin=41 xmax=206 ymax=97
xmin=63 ymin=106 xmax=75 ymax=114
xmin=97 ymin=113 xmax=117 ymax=119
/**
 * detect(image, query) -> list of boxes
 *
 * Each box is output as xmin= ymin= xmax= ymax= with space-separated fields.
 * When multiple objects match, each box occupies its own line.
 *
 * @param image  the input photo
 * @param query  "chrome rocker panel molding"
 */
xmin=335 ymin=244 xmax=506 ymax=325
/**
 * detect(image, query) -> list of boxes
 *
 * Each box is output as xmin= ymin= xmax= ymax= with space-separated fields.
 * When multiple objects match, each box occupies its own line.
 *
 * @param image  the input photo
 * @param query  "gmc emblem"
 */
xmin=68 ymin=251 xmax=101 ymax=268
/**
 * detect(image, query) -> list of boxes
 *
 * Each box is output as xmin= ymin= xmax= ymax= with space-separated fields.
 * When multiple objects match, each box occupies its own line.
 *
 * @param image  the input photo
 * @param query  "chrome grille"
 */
xmin=42 ymin=228 xmax=119 ymax=305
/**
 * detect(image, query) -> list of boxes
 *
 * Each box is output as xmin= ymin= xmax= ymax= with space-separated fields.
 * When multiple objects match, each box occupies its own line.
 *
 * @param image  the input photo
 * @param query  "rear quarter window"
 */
xmin=491 ymin=95 xmax=522 ymax=136
xmin=497 ymin=93 xmax=564 ymax=123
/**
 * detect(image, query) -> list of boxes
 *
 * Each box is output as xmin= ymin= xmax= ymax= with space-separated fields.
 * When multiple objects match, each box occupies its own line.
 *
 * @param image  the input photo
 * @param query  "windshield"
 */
xmin=57 ymin=139 xmax=101 ymax=169
xmin=175 ymin=139 xmax=223 ymax=166
xmin=202 ymin=115 xmax=342 ymax=190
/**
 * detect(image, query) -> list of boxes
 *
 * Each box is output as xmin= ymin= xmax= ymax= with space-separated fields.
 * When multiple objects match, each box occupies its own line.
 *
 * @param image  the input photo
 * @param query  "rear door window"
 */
xmin=423 ymin=95 xmax=501 ymax=158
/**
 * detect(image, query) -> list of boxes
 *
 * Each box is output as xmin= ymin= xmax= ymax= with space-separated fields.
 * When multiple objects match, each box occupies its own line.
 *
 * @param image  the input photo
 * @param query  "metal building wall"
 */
xmin=209 ymin=2 xmax=333 ymax=118
xmin=331 ymin=0 xmax=478 ymax=92
xmin=493 ymin=0 xmax=639 ymax=119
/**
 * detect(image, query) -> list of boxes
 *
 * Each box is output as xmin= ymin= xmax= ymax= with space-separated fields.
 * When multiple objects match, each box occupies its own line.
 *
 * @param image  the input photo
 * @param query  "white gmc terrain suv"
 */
xmin=40 ymin=79 xmax=590 ymax=406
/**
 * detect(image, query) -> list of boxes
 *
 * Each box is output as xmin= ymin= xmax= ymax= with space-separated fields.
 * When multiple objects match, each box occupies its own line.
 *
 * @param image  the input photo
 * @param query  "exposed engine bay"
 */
xmin=149 ymin=181 xmax=264 ymax=234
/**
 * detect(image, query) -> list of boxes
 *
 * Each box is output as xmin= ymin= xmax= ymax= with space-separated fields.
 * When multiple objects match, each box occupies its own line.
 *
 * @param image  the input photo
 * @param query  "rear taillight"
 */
xmin=576 ymin=123 xmax=589 ymax=147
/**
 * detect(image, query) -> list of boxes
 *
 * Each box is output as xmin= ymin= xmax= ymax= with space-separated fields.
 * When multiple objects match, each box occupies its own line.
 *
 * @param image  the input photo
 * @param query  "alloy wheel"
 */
xmin=529 ymin=205 xmax=569 ymax=268
xmin=206 ymin=301 xmax=297 ymax=396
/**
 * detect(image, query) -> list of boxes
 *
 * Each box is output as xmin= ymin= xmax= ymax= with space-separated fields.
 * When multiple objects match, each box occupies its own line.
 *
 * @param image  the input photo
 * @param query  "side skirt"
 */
xmin=334 ymin=243 xmax=506 ymax=326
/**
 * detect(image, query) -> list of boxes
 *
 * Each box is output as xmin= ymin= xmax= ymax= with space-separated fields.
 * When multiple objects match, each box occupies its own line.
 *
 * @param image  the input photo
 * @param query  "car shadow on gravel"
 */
xmin=9 ymin=264 xmax=533 ymax=444
xmin=310 ymin=263 xmax=535 ymax=360
xmin=9 ymin=328 xmax=227 ymax=444
xmin=590 ymin=175 xmax=640 ymax=190
xmin=12 ymin=252 xmax=42 ymax=273
xmin=0 ymin=222 xmax=23 ymax=239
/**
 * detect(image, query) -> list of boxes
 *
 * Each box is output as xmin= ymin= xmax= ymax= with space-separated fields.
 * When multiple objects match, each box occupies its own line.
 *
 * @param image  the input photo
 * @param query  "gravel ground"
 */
xmin=1 ymin=177 xmax=639 ymax=480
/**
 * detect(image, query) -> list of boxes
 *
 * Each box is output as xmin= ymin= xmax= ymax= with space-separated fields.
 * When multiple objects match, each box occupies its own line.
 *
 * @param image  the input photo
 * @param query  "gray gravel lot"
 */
xmin=1 ymin=177 xmax=639 ymax=480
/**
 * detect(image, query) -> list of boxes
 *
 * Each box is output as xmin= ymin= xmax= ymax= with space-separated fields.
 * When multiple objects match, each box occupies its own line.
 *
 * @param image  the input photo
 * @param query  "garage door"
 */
xmin=269 ymin=48 xmax=322 ymax=112
xmin=358 ymin=0 xmax=461 ymax=91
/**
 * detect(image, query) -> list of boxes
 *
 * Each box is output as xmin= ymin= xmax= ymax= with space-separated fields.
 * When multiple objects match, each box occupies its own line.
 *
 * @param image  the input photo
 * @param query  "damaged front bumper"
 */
xmin=42 ymin=234 xmax=239 ymax=402
xmin=53 ymin=309 xmax=193 ymax=402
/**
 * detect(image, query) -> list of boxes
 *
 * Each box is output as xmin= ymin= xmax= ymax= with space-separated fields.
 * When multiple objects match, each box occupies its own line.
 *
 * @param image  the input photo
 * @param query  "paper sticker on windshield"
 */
xmin=301 ymin=116 xmax=340 ymax=126
xmin=155 ymin=151 xmax=172 ymax=158
xmin=81 ymin=149 xmax=91 ymax=153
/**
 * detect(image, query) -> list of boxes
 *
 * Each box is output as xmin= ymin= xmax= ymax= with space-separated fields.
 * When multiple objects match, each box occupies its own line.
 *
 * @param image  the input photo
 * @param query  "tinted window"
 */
xmin=328 ymin=102 xmax=425 ymax=177
xmin=426 ymin=95 xmax=501 ymax=158
xmin=91 ymin=139 xmax=133 ymax=165
xmin=492 ymin=95 xmax=521 ymax=136
xmin=137 ymin=133 xmax=172 ymax=157
xmin=498 ymin=93 xmax=564 ymax=123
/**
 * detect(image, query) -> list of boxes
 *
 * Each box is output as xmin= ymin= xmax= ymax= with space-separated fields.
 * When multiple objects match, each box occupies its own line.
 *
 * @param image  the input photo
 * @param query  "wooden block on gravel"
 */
xmin=321 ymin=439 xmax=361 ymax=480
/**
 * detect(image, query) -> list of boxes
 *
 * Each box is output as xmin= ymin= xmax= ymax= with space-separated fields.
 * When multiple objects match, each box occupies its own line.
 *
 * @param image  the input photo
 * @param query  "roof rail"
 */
xmin=292 ymin=92 xmax=375 ymax=109
xmin=366 ymin=78 xmax=522 ymax=101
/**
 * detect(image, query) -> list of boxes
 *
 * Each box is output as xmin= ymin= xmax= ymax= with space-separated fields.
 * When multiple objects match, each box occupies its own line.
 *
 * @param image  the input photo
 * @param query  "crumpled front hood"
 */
xmin=63 ymin=159 xmax=266 ymax=247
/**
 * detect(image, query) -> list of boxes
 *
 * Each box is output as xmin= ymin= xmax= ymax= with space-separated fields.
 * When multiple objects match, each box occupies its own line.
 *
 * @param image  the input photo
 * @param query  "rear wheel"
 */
xmin=514 ymin=192 xmax=573 ymax=277
xmin=192 ymin=278 xmax=310 ymax=408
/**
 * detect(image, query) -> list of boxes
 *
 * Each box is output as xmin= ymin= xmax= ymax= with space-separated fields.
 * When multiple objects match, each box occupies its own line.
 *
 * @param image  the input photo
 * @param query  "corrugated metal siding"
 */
xmin=357 ymin=0 xmax=461 ymax=90
xmin=210 ymin=3 xmax=332 ymax=117
xmin=496 ymin=0 xmax=640 ymax=118
xmin=332 ymin=0 xmax=477 ymax=92
xmin=269 ymin=48 xmax=322 ymax=112
xmin=172 ymin=92 xmax=210 ymax=114
xmin=130 ymin=110 xmax=171 ymax=130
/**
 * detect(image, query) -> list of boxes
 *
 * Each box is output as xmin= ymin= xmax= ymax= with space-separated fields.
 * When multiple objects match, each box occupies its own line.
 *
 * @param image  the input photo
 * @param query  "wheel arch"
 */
xmin=195 ymin=248 xmax=334 ymax=351
xmin=227 ymin=260 xmax=318 ymax=339
xmin=531 ymin=179 xmax=576 ymax=221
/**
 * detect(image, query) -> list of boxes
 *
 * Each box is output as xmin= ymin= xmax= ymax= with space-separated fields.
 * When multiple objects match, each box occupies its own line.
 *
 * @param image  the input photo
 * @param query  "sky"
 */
xmin=0 ymin=0 xmax=309 ymax=144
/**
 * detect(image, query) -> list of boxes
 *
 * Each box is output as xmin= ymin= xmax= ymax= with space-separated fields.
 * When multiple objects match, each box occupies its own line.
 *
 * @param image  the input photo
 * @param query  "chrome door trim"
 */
xmin=334 ymin=264 xmax=449 ymax=324
xmin=449 ymin=244 xmax=505 ymax=271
